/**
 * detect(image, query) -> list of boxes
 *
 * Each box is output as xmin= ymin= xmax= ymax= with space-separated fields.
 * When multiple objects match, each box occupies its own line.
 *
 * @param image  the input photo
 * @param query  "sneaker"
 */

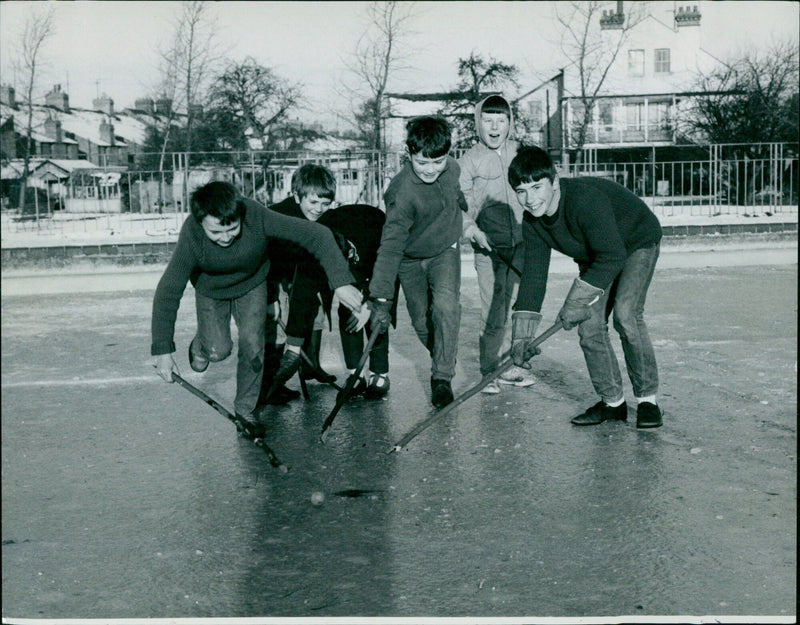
xmin=234 ymin=412 xmax=266 ymax=440
xmin=570 ymin=401 xmax=628 ymax=426
xmin=636 ymin=402 xmax=663 ymax=429
xmin=364 ymin=373 xmax=390 ymax=399
xmin=498 ymin=365 xmax=536 ymax=387
xmin=431 ymin=378 xmax=454 ymax=409
xmin=188 ymin=337 xmax=209 ymax=373
xmin=481 ymin=380 xmax=501 ymax=394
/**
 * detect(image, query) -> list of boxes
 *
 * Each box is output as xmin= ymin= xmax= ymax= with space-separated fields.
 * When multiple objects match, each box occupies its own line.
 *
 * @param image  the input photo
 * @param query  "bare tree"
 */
xmin=556 ymin=1 xmax=645 ymax=163
xmin=344 ymin=1 xmax=417 ymax=151
xmin=10 ymin=5 xmax=55 ymax=216
xmin=686 ymin=39 xmax=799 ymax=144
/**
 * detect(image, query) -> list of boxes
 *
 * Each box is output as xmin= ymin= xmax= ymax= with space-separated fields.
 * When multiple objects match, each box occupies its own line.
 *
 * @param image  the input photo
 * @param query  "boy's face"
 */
xmin=201 ymin=215 xmax=241 ymax=247
xmin=295 ymin=192 xmax=333 ymax=221
xmin=480 ymin=112 xmax=510 ymax=149
xmin=408 ymin=152 xmax=448 ymax=184
xmin=514 ymin=177 xmax=557 ymax=218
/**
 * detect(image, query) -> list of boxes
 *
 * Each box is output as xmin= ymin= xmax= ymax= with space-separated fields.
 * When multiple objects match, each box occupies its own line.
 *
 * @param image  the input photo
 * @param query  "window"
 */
xmin=598 ymin=102 xmax=614 ymax=128
xmin=528 ymin=101 xmax=543 ymax=125
xmin=341 ymin=169 xmax=359 ymax=184
xmin=628 ymin=49 xmax=645 ymax=77
xmin=625 ymin=102 xmax=644 ymax=130
xmin=654 ymin=48 xmax=671 ymax=74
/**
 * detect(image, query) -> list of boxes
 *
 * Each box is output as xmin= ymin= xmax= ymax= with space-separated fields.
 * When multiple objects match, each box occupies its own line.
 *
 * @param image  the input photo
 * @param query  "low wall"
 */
xmin=1 ymin=222 xmax=796 ymax=271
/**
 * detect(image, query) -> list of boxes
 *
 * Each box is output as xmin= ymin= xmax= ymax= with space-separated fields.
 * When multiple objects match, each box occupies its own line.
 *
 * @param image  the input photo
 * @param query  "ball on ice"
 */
xmin=310 ymin=491 xmax=325 ymax=506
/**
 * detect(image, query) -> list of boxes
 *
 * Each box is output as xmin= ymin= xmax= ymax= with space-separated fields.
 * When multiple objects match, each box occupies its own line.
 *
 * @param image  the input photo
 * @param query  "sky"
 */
xmin=1 ymin=0 xmax=798 ymax=130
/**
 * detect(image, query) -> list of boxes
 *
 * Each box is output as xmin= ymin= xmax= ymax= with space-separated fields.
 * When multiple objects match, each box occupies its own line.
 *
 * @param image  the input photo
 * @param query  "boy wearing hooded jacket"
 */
xmin=459 ymin=94 xmax=536 ymax=393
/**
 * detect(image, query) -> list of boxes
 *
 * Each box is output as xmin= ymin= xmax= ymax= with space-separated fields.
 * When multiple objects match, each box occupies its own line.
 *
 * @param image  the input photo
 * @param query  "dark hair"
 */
xmin=405 ymin=116 xmax=451 ymax=157
xmin=291 ymin=164 xmax=336 ymax=200
xmin=481 ymin=94 xmax=511 ymax=117
xmin=190 ymin=181 xmax=245 ymax=224
xmin=508 ymin=145 xmax=556 ymax=188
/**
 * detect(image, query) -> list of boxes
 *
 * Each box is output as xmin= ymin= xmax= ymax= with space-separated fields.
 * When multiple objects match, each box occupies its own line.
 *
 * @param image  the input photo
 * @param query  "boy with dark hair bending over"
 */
xmin=150 ymin=180 xmax=363 ymax=438
xmin=508 ymin=146 xmax=664 ymax=429
xmin=368 ymin=116 xmax=469 ymax=409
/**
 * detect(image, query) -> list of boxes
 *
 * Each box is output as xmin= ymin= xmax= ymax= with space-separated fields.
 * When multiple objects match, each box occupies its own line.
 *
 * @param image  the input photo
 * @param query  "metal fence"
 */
xmin=2 ymin=143 xmax=797 ymax=241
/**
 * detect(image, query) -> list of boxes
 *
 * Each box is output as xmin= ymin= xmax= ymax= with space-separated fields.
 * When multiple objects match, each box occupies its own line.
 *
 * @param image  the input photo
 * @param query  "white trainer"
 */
xmin=481 ymin=380 xmax=501 ymax=394
xmin=498 ymin=365 xmax=536 ymax=387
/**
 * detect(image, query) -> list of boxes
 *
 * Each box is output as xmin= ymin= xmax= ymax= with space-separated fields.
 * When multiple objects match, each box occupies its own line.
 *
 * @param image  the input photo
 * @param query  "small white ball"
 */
xmin=310 ymin=491 xmax=325 ymax=506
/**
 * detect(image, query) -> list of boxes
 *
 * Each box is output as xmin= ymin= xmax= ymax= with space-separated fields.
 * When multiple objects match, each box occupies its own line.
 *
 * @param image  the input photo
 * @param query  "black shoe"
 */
xmin=431 ymin=378 xmax=454 ymax=409
xmin=188 ymin=337 xmax=209 ymax=372
xmin=261 ymin=384 xmax=300 ymax=406
xmin=349 ymin=376 xmax=368 ymax=400
xmin=364 ymin=373 xmax=390 ymax=400
xmin=234 ymin=412 xmax=266 ymax=440
xmin=636 ymin=402 xmax=663 ymax=429
xmin=570 ymin=400 xmax=628 ymax=426
xmin=300 ymin=366 xmax=337 ymax=385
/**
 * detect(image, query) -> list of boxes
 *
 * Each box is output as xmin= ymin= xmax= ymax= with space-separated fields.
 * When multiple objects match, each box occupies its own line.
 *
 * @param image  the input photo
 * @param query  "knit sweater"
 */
xmin=515 ymin=176 xmax=662 ymax=313
xmin=150 ymin=198 xmax=355 ymax=355
xmin=369 ymin=156 xmax=467 ymax=300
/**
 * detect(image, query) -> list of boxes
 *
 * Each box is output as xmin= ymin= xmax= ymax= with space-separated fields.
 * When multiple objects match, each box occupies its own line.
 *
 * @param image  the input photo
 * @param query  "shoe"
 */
xmin=261 ymin=384 xmax=300 ymax=406
xmin=431 ymin=378 xmax=454 ymax=409
xmin=364 ymin=373 xmax=390 ymax=399
xmin=498 ymin=365 xmax=536 ymax=387
xmin=349 ymin=376 xmax=368 ymax=400
xmin=481 ymin=380 xmax=501 ymax=395
xmin=570 ymin=400 xmax=628 ymax=426
xmin=234 ymin=412 xmax=266 ymax=440
xmin=299 ymin=330 xmax=337 ymax=384
xmin=188 ymin=337 xmax=209 ymax=372
xmin=636 ymin=402 xmax=663 ymax=429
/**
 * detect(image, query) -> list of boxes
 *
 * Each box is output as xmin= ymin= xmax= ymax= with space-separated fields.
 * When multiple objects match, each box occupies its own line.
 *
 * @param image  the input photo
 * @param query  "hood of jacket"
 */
xmin=474 ymin=94 xmax=515 ymax=146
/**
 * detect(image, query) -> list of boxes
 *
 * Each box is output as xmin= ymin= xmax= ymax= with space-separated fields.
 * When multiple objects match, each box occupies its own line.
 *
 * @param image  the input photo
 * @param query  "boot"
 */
xmin=299 ymin=330 xmax=336 ymax=384
xmin=257 ymin=344 xmax=299 ymax=407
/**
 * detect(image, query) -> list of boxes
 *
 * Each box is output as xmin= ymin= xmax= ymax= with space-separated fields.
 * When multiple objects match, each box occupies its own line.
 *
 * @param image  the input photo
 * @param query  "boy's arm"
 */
xmin=513 ymin=221 xmax=552 ymax=313
xmin=458 ymin=153 xmax=491 ymax=250
xmin=367 ymin=190 xmax=414 ymax=301
xmin=151 ymin=230 xmax=197 ymax=357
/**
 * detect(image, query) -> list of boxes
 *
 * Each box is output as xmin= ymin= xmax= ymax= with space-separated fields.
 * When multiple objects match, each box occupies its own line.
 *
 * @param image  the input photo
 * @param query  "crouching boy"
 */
xmin=507 ymin=146 xmax=663 ymax=429
xmin=150 ymin=181 xmax=362 ymax=438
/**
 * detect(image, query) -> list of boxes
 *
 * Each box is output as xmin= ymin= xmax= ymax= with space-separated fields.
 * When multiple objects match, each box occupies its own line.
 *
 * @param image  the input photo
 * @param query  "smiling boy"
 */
xmin=507 ymin=146 xmax=663 ymax=428
xmin=150 ymin=181 xmax=362 ymax=438
xmin=368 ymin=116 xmax=468 ymax=408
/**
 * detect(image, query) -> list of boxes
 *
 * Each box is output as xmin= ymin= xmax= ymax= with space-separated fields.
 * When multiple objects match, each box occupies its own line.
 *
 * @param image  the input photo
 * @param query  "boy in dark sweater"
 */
xmin=508 ymin=146 xmax=663 ymax=429
xmin=368 ymin=116 xmax=469 ymax=409
xmin=150 ymin=181 xmax=362 ymax=438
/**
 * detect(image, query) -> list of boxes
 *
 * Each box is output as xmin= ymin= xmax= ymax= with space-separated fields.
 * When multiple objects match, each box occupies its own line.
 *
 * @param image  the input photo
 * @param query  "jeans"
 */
xmin=578 ymin=243 xmax=660 ymax=403
xmin=194 ymin=281 xmax=267 ymax=416
xmin=337 ymin=303 xmax=389 ymax=375
xmin=398 ymin=243 xmax=461 ymax=381
xmin=474 ymin=245 xmax=521 ymax=375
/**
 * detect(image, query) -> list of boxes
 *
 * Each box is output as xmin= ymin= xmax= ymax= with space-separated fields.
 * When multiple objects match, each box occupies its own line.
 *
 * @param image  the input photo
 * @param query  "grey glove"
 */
xmin=367 ymin=298 xmax=392 ymax=334
xmin=558 ymin=278 xmax=604 ymax=330
xmin=511 ymin=311 xmax=543 ymax=368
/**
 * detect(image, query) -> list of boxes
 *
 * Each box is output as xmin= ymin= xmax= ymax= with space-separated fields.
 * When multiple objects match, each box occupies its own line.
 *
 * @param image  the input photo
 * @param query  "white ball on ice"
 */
xmin=311 ymin=491 xmax=325 ymax=506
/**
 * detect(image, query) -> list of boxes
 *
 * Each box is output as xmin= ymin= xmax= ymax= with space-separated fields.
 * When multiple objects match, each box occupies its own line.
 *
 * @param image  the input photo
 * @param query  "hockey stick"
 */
xmin=172 ymin=373 xmax=289 ymax=473
xmin=388 ymin=322 xmax=561 ymax=453
xmin=320 ymin=328 xmax=380 ymax=443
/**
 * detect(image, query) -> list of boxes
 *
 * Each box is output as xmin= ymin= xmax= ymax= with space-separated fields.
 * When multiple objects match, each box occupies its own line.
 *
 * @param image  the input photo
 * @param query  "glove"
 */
xmin=272 ymin=350 xmax=301 ymax=387
xmin=367 ymin=298 xmax=393 ymax=334
xmin=346 ymin=304 xmax=371 ymax=333
xmin=511 ymin=311 xmax=543 ymax=368
xmin=558 ymin=278 xmax=604 ymax=330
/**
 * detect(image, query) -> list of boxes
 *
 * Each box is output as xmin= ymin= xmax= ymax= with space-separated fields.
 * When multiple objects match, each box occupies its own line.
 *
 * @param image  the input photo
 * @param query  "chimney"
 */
xmin=675 ymin=5 xmax=702 ymax=26
xmin=0 ymin=84 xmax=16 ymax=109
xmin=44 ymin=115 xmax=63 ymax=143
xmin=600 ymin=2 xmax=625 ymax=30
xmin=155 ymin=98 xmax=173 ymax=116
xmin=93 ymin=93 xmax=114 ymax=116
xmin=135 ymin=97 xmax=155 ymax=115
xmin=99 ymin=116 xmax=115 ymax=146
xmin=45 ymin=84 xmax=70 ymax=112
